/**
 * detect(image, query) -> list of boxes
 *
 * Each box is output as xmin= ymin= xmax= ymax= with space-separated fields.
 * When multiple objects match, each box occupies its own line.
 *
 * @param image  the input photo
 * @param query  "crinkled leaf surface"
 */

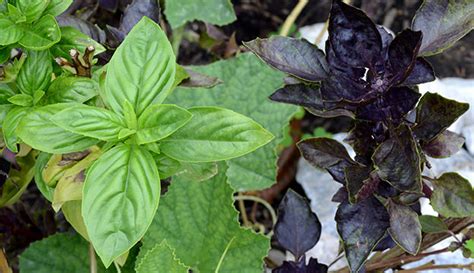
xmin=336 ymin=197 xmax=390 ymax=272
xmin=422 ymin=130 xmax=465 ymax=158
xmin=413 ymin=92 xmax=469 ymax=141
xmin=430 ymin=172 xmax=474 ymax=217
xmin=274 ymin=189 xmax=322 ymax=260
xmin=166 ymin=53 xmax=298 ymax=190
xmin=412 ymin=0 xmax=474 ymax=56
xmin=160 ymin=106 xmax=273 ymax=163
xmin=19 ymin=15 xmax=61 ymax=50
xmin=140 ymin=163 xmax=269 ymax=273
xmin=135 ymin=242 xmax=188 ymax=273
xmin=164 ymin=0 xmax=236 ymax=28
xmin=83 ymin=144 xmax=160 ymax=267
xmin=387 ymin=200 xmax=422 ymax=255
xmin=244 ymin=36 xmax=328 ymax=81
xmin=104 ymin=17 xmax=175 ymax=116
xmin=17 ymin=50 xmax=52 ymax=96
xmin=419 ymin=215 xmax=449 ymax=233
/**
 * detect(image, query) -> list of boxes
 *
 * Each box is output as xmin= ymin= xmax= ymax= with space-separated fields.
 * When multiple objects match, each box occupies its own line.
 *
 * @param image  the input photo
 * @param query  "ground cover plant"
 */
xmin=0 ymin=0 xmax=473 ymax=272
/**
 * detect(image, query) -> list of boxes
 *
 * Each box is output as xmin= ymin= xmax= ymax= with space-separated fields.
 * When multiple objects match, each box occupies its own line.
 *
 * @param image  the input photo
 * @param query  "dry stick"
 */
xmin=279 ymin=0 xmax=308 ymax=37
xmin=398 ymin=262 xmax=474 ymax=273
xmin=89 ymin=244 xmax=97 ymax=273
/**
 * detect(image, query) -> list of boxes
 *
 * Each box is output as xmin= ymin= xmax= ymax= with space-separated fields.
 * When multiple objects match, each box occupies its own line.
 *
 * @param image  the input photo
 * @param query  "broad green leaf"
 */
xmin=52 ymin=104 xmax=126 ymax=141
xmin=17 ymin=50 xmax=52 ymax=95
xmin=387 ymin=200 xmax=422 ymax=255
xmin=17 ymin=104 xmax=99 ymax=154
xmin=17 ymin=0 xmax=50 ymax=23
xmin=160 ymin=107 xmax=273 ymax=162
xmin=135 ymin=242 xmax=188 ymax=273
xmin=0 ymin=151 xmax=35 ymax=207
xmin=2 ymin=106 xmax=28 ymax=152
xmin=412 ymin=0 xmax=474 ymax=56
xmin=153 ymin=153 xmax=219 ymax=181
xmin=34 ymin=152 xmax=55 ymax=202
xmin=83 ymin=144 xmax=160 ymax=267
xmin=104 ymin=17 xmax=176 ymax=116
xmin=140 ymin=163 xmax=269 ymax=272
xmin=0 ymin=17 xmax=23 ymax=45
xmin=164 ymin=0 xmax=236 ymax=28
xmin=122 ymin=100 xmax=137 ymax=129
xmin=19 ymin=15 xmax=61 ymax=50
xmin=51 ymin=26 xmax=106 ymax=59
xmin=43 ymin=0 xmax=72 ymax=17
xmin=0 ymin=104 xmax=14 ymax=126
xmin=7 ymin=93 xmax=32 ymax=106
xmin=0 ymin=84 xmax=15 ymax=103
xmin=166 ymin=53 xmax=298 ymax=190
xmin=45 ymin=76 xmax=98 ymax=103
xmin=430 ymin=172 xmax=474 ymax=217
xmin=419 ymin=215 xmax=449 ymax=233
xmin=19 ymin=233 xmax=115 ymax=273
xmin=136 ymin=104 xmax=192 ymax=145
xmin=62 ymin=201 xmax=90 ymax=241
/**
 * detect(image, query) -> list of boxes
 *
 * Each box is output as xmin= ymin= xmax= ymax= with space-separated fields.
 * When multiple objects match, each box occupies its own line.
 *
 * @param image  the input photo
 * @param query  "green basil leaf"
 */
xmin=32 ymin=90 xmax=45 ymax=105
xmin=122 ymin=100 xmax=137 ymax=130
xmin=83 ymin=144 xmax=160 ymax=267
xmin=161 ymin=107 xmax=273 ymax=162
xmin=2 ymin=106 xmax=28 ymax=152
xmin=430 ymin=172 xmax=474 ymax=217
xmin=17 ymin=0 xmax=50 ymax=23
xmin=0 ymin=104 xmax=14 ymax=125
xmin=7 ymin=93 xmax=32 ymax=106
xmin=104 ymin=17 xmax=176 ymax=116
xmin=0 ymin=84 xmax=15 ymax=104
xmin=0 ymin=17 xmax=23 ymax=45
xmin=45 ymin=76 xmax=98 ymax=104
xmin=51 ymin=26 xmax=106 ymax=59
xmin=52 ymin=104 xmax=126 ymax=141
xmin=17 ymin=103 xmax=99 ymax=154
xmin=34 ymin=152 xmax=55 ymax=202
xmin=43 ymin=0 xmax=72 ymax=17
xmin=17 ymin=50 xmax=52 ymax=95
xmin=419 ymin=215 xmax=449 ymax=233
xmin=136 ymin=104 xmax=192 ymax=145
xmin=0 ymin=53 xmax=25 ymax=83
xmin=19 ymin=15 xmax=61 ymax=50
xmin=152 ymin=153 xmax=218 ymax=181
xmin=135 ymin=242 xmax=189 ymax=273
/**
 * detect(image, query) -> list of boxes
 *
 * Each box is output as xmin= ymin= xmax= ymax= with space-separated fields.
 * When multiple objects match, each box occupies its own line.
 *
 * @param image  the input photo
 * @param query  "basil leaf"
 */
xmin=45 ymin=76 xmax=98 ymax=104
xmin=83 ymin=144 xmax=160 ymax=267
xmin=19 ymin=15 xmax=61 ymax=50
xmin=160 ymin=107 xmax=274 ymax=162
xmin=2 ymin=106 xmax=29 ymax=152
xmin=52 ymin=104 xmax=127 ymax=141
xmin=104 ymin=17 xmax=176 ymax=116
xmin=430 ymin=172 xmax=474 ymax=217
xmin=34 ymin=152 xmax=55 ymax=202
xmin=136 ymin=104 xmax=192 ymax=145
xmin=17 ymin=50 xmax=52 ymax=95
xmin=43 ymin=0 xmax=73 ymax=17
xmin=7 ymin=94 xmax=32 ymax=106
xmin=17 ymin=0 xmax=50 ymax=23
xmin=17 ymin=103 xmax=99 ymax=154
xmin=51 ymin=26 xmax=106 ymax=59
xmin=0 ymin=17 xmax=23 ymax=45
xmin=387 ymin=200 xmax=422 ymax=255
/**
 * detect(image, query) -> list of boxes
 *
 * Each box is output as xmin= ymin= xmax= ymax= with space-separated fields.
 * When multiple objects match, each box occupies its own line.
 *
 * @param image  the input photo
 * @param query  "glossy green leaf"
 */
xmin=413 ymin=92 xmax=469 ymax=141
xmin=419 ymin=215 xmax=449 ymax=233
xmin=51 ymin=26 xmax=106 ymax=59
xmin=412 ymin=0 xmax=474 ymax=56
xmin=83 ymin=144 xmax=160 ymax=267
xmin=7 ymin=93 xmax=32 ymax=106
xmin=17 ymin=0 xmax=50 ymax=23
xmin=104 ymin=17 xmax=176 ymax=116
xmin=43 ymin=0 xmax=72 ymax=17
xmin=19 ymin=15 xmax=61 ymax=50
xmin=164 ymin=0 xmax=236 ymax=28
xmin=52 ymin=104 xmax=126 ymax=141
xmin=17 ymin=104 xmax=99 ymax=154
xmin=0 ymin=17 xmax=23 ymax=45
xmin=2 ymin=106 xmax=28 ymax=152
xmin=34 ymin=152 xmax=55 ymax=202
xmin=0 ymin=104 xmax=14 ymax=126
xmin=430 ymin=172 xmax=474 ymax=217
xmin=161 ymin=107 xmax=273 ymax=162
xmin=45 ymin=76 xmax=98 ymax=104
xmin=166 ymin=53 xmax=298 ymax=190
xmin=136 ymin=104 xmax=192 ymax=145
xmin=141 ymin=163 xmax=269 ymax=272
xmin=135 ymin=242 xmax=188 ymax=273
xmin=387 ymin=200 xmax=422 ymax=255
xmin=17 ymin=50 xmax=52 ymax=95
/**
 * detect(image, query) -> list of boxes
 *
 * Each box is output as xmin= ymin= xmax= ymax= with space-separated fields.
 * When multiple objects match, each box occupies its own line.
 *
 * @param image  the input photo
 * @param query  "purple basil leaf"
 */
xmin=270 ymin=84 xmax=327 ymax=109
xmin=57 ymin=15 xmax=106 ymax=44
xmin=356 ymin=86 xmax=421 ymax=122
xmin=373 ymin=233 xmax=396 ymax=252
xmin=297 ymin=138 xmax=359 ymax=184
xmin=387 ymin=199 xmax=422 ymax=255
xmin=99 ymin=0 xmax=119 ymax=12
xmin=412 ymin=0 xmax=474 ymax=56
xmin=180 ymin=67 xmax=222 ymax=88
xmin=320 ymin=73 xmax=367 ymax=103
xmin=119 ymin=0 xmax=160 ymax=34
xmin=273 ymin=258 xmax=328 ymax=273
xmin=422 ymin=130 xmax=465 ymax=158
xmin=345 ymin=166 xmax=380 ymax=203
xmin=344 ymin=122 xmax=377 ymax=162
xmin=332 ymin=187 xmax=349 ymax=203
xmin=324 ymin=40 xmax=365 ymax=79
xmin=377 ymin=25 xmax=393 ymax=53
xmin=376 ymin=181 xmax=400 ymax=198
xmin=328 ymin=0 xmax=382 ymax=68
xmin=244 ymin=36 xmax=329 ymax=82
xmin=336 ymin=196 xmax=390 ymax=272
xmin=274 ymin=189 xmax=322 ymax=261
xmin=413 ymin=92 xmax=469 ymax=141
xmin=373 ymin=124 xmax=422 ymax=192
xmin=401 ymin=57 xmax=435 ymax=86
xmin=388 ymin=29 xmax=422 ymax=84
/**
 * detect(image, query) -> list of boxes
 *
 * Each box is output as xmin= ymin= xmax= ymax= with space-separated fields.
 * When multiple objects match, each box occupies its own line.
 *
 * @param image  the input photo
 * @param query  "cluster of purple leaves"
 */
xmin=246 ymin=0 xmax=470 ymax=272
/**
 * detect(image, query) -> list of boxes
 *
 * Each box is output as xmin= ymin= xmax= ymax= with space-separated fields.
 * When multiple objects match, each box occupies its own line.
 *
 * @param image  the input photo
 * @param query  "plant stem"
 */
xmin=237 ymin=192 xmax=251 ymax=227
xmin=89 ymin=244 xmax=97 ymax=273
xmin=398 ymin=262 xmax=474 ymax=272
xmin=279 ymin=0 xmax=308 ymax=36
xmin=234 ymin=195 xmax=277 ymax=226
